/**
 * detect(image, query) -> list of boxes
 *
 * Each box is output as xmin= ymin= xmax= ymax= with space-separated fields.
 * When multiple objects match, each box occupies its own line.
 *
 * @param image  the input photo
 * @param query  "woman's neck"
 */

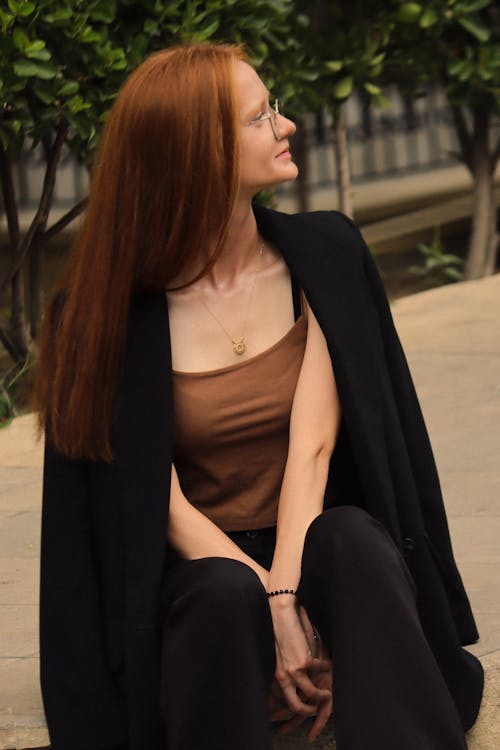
xmin=203 ymin=200 xmax=262 ymax=291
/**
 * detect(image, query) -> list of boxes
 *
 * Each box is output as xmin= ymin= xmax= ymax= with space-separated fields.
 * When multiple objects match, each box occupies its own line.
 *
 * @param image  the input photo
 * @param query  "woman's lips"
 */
xmin=276 ymin=148 xmax=291 ymax=159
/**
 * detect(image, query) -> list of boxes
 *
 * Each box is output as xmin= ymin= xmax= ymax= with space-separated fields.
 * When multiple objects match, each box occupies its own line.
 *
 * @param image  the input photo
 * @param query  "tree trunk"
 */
xmin=29 ymin=235 xmax=42 ymax=339
xmin=294 ymin=118 xmax=309 ymax=213
xmin=0 ymin=147 xmax=29 ymax=361
xmin=10 ymin=268 xmax=29 ymax=361
xmin=464 ymin=104 xmax=497 ymax=280
xmin=333 ymin=106 xmax=353 ymax=218
xmin=485 ymin=195 xmax=499 ymax=276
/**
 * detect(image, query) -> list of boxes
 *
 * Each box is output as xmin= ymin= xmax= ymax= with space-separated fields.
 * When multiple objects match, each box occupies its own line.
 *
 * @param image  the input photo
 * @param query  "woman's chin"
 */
xmin=264 ymin=165 xmax=300 ymax=190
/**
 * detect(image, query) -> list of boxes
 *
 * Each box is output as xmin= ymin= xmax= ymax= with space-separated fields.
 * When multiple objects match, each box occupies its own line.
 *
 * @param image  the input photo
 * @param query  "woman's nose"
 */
xmin=273 ymin=112 xmax=297 ymax=141
xmin=278 ymin=114 xmax=296 ymax=139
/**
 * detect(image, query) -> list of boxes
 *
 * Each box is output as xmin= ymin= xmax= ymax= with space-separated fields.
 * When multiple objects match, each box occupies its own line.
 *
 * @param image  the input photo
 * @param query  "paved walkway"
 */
xmin=0 ymin=274 xmax=499 ymax=749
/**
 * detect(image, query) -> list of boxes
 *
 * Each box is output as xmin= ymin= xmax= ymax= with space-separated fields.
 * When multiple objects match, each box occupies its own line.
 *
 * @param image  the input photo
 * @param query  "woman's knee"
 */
xmin=303 ymin=505 xmax=405 ymax=578
xmin=305 ymin=505 xmax=374 ymax=549
xmin=180 ymin=556 xmax=268 ymax=618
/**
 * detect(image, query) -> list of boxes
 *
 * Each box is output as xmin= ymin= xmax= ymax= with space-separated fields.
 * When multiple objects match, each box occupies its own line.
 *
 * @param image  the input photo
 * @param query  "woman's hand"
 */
xmin=268 ymin=598 xmax=332 ymax=740
xmin=279 ymin=606 xmax=333 ymax=741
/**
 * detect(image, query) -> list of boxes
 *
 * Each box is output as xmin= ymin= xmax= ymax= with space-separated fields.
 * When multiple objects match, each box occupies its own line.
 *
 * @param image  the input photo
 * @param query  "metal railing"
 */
xmin=279 ymin=86 xmax=461 ymax=196
xmin=3 ymin=86 xmax=479 ymax=212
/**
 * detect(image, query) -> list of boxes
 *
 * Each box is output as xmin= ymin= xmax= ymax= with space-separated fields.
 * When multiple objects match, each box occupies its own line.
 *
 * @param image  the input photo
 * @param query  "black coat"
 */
xmin=40 ymin=206 xmax=484 ymax=750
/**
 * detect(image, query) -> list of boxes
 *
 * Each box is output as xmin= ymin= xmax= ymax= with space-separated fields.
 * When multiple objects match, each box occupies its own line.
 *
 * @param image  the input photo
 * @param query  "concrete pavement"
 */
xmin=1 ymin=273 xmax=499 ymax=749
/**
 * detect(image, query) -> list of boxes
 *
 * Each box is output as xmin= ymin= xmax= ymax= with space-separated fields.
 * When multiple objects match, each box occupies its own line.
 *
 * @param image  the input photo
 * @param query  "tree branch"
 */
xmin=0 ymin=146 xmax=20 ymax=252
xmin=450 ymin=104 xmax=473 ymax=173
xmin=40 ymin=197 xmax=87 ymax=247
xmin=0 ymin=120 xmax=68 ymax=294
xmin=0 ymin=320 xmax=20 ymax=361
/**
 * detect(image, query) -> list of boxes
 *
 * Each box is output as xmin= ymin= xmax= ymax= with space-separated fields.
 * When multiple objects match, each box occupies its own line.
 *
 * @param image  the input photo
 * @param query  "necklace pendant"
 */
xmin=233 ymin=339 xmax=246 ymax=355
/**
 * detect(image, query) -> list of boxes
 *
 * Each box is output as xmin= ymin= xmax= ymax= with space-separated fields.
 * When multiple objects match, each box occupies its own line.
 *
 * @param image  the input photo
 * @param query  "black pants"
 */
xmin=159 ymin=506 xmax=468 ymax=750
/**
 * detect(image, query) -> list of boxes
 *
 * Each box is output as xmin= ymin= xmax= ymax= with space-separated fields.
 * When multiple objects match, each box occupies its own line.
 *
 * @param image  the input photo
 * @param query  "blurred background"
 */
xmin=0 ymin=0 xmax=499 ymax=417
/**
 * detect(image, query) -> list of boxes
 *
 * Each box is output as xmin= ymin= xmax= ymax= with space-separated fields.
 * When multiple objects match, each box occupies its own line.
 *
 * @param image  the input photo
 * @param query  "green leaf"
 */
xmin=0 ymin=127 xmax=11 ymax=150
xmin=297 ymin=70 xmax=319 ymax=82
xmin=25 ymin=40 xmax=46 ymax=53
xmin=110 ymin=58 xmax=127 ymax=70
xmin=66 ymin=95 xmax=91 ymax=113
xmin=89 ymin=1 xmax=117 ymax=23
xmin=58 ymin=81 xmax=80 ymax=97
xmin=44 ymin=8 xmax=73 ymax=22
xmin=364 ymin=82 xmax=382 ymax=95
xmin=441 ymin=253 xmax=463 ymax=264
xmin=108 ymin=47 xmax=125 ymax=62
xmin=13 ymin=59 xmax=41 ymax=77
xmin=12 ymin=27 xmax=30 ymax=51
xmin=0 ymin=8 xmax=14 ymax=29
xmin=80 ymin=28 xmax=102 ymax=43
xmin=325 ymin=60 xmax=343 ymax=73
xmin=444 ymin=267 xmax=463 ymax=280
xmin=478 ymin=67 xmax=493 ymax=80
xmin=397 ymin=3 xmax=422 ymax=23
xmin=8 ymin=0 xmax=35 ymax=16
xmin=464 ymin=0 xmax=492 ymax=12
xmin=9 ymin=119 xmax=22 ymax=135
xmin=197 ymin=18 xmax=220 ymax=40
xmin=128 ymin=33 xmax=148 ymax=63
xmin=25 ymin=41 xmax=51 ymax=61
xmin=420 ymin=8 xmax=438 ymax=28
xmin=370 ymin=53 xmax=386 ymax=67
xmin=448 ymin=58 xmax=467 ymax=76
xmin=374 ymin=92 xmax=391 ymax=110
xmin=13 ymin=59 xmax=57 ymax=80
xmin=333 ymin=76 xmax=353 ymax=99
xmin=26 ymin=48 xmax=52 ymax=61
xmin=33 ymin=85 xmax=54 ymax=105
xmin=144 ymin=18 xmax=159 ymax=34
xmin=457 ymin=16 xmax=491 ymax=42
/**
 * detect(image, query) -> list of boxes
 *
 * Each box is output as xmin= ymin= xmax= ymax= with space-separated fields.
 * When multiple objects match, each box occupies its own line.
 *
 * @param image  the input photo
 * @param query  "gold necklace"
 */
xmin=198 ymin=239 xmax=265 ymax=356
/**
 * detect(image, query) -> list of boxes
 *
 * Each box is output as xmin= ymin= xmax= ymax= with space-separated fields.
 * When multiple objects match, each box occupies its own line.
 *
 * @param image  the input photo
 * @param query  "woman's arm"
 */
xmin=269 ymin=299 xmax=341 ymax=594
xmin=168 ymin=464 xmax=269 ymax=588
xmin=267 ymin=299 xmax=341 ymax=736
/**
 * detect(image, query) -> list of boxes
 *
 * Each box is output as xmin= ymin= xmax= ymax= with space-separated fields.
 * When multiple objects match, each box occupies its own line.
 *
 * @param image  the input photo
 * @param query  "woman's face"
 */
xmin=235 ymin=61 xmax=298 ymax=197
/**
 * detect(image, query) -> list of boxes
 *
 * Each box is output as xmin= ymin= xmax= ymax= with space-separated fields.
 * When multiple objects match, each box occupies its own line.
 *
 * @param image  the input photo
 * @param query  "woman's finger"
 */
xmin=277 ymin=677 xmax=318 ymax=717
xmin=291 ymin=668 xmax=331 ymax=707
xmin=278 ymin=710 xmax=309 ymax=735
xmin=274 ymin=642 xmax=317 ymax=716
xmin=308 ymin=691 xmax=333 ymax=742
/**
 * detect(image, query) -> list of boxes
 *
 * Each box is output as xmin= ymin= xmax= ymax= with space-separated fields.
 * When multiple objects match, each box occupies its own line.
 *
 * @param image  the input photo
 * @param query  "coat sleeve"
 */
xmin=40 ymin=442 xmax=127 ymax=750
xmin=333 ymin=212 xmax=479 ymax=646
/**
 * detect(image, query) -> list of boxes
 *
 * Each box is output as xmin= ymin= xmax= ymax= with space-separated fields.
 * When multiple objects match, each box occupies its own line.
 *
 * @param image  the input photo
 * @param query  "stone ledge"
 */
xmin=465 ymin=650 xmax=500 ymax=750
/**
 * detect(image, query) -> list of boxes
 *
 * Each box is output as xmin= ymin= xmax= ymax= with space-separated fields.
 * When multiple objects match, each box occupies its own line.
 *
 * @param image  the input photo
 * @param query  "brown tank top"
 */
xmin=172 ymin=315 xmax=308 ymax=531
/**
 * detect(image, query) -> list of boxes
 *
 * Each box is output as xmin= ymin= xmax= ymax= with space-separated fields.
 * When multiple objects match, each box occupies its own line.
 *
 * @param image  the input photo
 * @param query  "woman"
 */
xmin=34 ymin=43 xmax=483 ymax=750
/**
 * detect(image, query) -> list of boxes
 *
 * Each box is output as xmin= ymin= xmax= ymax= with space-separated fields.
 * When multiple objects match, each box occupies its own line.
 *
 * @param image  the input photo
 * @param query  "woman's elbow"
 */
xmin=293 ymin=433 xmax=336 ymax=470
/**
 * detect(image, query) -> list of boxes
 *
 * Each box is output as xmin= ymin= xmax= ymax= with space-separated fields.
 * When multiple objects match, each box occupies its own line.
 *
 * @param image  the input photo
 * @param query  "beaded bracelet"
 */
xmin=267 ymin=588 xmax=296 ymax=598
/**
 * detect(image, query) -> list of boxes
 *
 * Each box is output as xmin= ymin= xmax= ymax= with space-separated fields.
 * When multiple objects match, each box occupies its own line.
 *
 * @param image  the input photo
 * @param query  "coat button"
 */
xmin=403 ymin=537 xmax=415 ymax=555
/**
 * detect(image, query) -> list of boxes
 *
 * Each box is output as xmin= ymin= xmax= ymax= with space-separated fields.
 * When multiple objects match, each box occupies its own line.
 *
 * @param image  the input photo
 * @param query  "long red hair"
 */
xmin=33 ymin=43 xmax=247 ymax=461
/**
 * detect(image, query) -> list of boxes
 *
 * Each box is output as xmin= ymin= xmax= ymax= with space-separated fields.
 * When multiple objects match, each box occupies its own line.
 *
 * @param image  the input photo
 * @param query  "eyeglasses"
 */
xmin=243 ymin=98 xmax=283 ymax=141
